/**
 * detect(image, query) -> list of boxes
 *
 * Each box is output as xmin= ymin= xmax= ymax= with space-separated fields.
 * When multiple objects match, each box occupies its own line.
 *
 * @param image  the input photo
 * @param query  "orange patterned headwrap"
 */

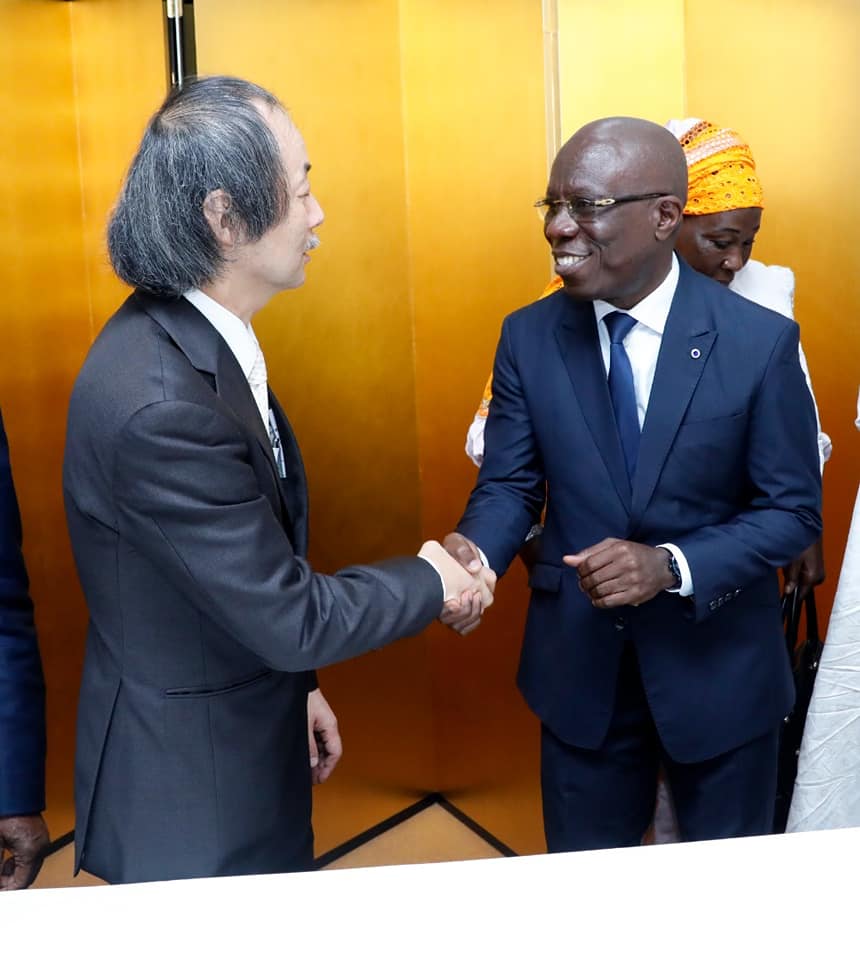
xmin=666 ymin=118 xmax=764 ymax=216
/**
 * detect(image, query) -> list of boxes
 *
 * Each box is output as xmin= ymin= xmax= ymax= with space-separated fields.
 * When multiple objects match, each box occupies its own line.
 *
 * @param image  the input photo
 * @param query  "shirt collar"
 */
xmin=592 ymin=254 xmax=680 ymax=335
xmin=183 ymin=288 xmax=259 ymax=379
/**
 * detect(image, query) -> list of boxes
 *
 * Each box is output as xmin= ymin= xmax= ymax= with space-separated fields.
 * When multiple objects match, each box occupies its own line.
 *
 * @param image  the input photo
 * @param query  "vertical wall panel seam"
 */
xmin=66 ymin=2 xmax=96 ymax=345
xmin=681 ymin=0 xmax=688 ymax=117
xmin=395 ymin=0 xmax=423 ymax=533
xmin=541 ymin=0 xmax=561 ymax=285
xmin=395 ymin=0 xmax=441 ymax=789
xmin=541 ymin=0 xmax=561 ymax=176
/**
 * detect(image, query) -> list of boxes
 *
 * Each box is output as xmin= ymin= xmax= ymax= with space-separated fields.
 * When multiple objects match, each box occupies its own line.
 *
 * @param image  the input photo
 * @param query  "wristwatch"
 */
xmin=662 ymin=548 xmax=682 ymax=590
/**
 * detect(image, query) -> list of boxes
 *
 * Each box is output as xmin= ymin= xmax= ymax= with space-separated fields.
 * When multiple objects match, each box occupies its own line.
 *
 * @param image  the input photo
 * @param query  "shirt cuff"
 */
xmin=658 ymin=542 xmax=694 ymax=597
xmin=819 ymin=431 xmax=833 ymax=470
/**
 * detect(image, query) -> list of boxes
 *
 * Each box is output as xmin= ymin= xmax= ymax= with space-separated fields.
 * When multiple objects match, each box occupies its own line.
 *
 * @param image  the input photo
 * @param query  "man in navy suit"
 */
xmin=0 ymin=409 xmax=48 ymax=889
xmin=444 ymin=117 xmax=821 ymax=851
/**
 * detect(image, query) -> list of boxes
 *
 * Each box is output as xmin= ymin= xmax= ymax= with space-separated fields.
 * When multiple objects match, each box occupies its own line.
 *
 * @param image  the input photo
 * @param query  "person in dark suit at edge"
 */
xmin=442 ymin=117 xmax=821 ymax=851
xmin=63 ymin=75 xmax=493 ymax=885
xmin=0 ymin=409 xmax=49 ymax=890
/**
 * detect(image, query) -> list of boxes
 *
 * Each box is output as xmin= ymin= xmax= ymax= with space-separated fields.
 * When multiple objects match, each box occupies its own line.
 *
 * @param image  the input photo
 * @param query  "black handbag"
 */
xmin=773 ymin=588 xmax=823 ymax=832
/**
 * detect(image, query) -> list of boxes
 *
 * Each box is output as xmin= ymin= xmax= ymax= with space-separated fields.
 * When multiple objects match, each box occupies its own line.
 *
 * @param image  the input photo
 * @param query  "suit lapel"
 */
xmin=631 ymin=264 xmax=717 ymax=522
xmin=554 ymin=295 xmax=632 ymax=510
xmin=268 ymin=390 xmax=309 ymax=556
xmin=135 ymin=292 xmax=288 ymax=524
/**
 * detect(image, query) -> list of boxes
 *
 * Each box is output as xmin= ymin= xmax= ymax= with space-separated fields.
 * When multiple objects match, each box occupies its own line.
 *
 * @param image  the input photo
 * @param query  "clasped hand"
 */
xmin=564 ymin=538 xmax=675 ymax=608
xmin=419 ymin=534 xmax=496 ymax=635
xmin=0 ymin=814 xmax=49 ymax=891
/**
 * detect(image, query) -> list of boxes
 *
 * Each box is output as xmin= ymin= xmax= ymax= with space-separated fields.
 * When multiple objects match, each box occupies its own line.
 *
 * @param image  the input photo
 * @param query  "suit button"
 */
xmin=614 ymin=617 xmax=627 ymax=631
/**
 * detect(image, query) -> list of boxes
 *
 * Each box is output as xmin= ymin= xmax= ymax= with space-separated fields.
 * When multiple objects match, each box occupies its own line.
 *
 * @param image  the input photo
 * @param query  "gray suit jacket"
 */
xmin=63 ymin=292 xmax=441 ymax=883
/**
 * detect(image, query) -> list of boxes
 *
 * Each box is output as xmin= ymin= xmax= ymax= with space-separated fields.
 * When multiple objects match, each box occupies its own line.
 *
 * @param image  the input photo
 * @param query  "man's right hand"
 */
xmin=437 ymin=533 xmax=497 ymax=635
xmin=418 ymin=537 xmax=496 ymax=635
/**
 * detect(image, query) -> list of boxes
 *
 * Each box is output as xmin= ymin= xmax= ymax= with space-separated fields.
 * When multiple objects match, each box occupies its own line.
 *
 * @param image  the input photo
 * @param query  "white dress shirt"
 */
xmin=592 ymin=255 xmax=693 ymax=597
xmin=593 ymin=254 xmax=680 ymax=430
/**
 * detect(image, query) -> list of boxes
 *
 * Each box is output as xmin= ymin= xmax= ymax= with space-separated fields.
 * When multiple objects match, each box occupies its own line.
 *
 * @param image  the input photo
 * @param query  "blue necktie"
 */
xmin=604 ymin=311 xmax=640 ymax=480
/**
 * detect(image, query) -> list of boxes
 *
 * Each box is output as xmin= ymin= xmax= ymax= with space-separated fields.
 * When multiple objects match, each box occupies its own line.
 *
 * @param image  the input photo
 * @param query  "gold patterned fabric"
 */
xmin=672 ymin=118 xmax=764 ymax=216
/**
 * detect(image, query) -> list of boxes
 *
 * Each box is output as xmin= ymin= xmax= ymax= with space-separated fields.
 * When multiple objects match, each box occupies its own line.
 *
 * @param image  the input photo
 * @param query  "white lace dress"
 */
xmin=788 ymin=390 xmax=860 ymax=831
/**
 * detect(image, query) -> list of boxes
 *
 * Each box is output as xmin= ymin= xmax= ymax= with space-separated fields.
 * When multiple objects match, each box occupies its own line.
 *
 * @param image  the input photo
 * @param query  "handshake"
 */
xmin=418 ymin=533 xmax=497 ymax=635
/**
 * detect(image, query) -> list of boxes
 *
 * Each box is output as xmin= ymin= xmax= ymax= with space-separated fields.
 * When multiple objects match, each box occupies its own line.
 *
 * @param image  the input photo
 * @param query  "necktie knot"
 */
xmin=604 ymin=311 xmax=637 ymax=345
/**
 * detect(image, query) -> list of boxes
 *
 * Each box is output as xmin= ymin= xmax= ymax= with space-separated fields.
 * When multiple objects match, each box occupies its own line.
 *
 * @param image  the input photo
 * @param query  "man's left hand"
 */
xmin=783 ymin=538 xmax=825 ymax=599
xmin=564 ymin=538 xmax=675 ymax=608
xmin=307 ymin=688 xmax=342 ymax=785
xmin=0 ymin=814 xmax=49 ymax=891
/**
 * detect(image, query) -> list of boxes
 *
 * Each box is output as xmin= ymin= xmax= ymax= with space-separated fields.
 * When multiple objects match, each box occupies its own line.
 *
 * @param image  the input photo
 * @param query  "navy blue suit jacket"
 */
xmin=0 ymin=409 xmax=46 ymax=816
xmin=459 ymin=261 xmax=821 ymax=763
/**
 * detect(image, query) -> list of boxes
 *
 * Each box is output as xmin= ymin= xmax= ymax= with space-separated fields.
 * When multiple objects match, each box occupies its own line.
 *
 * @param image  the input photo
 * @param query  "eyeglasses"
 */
xmin=534 ymin=193 xmax=669 ymax=224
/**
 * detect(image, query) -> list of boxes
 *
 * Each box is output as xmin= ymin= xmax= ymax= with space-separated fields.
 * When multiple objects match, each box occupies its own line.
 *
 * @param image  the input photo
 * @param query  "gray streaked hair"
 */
xmin=108 ymin=75 xmax=289 ymax=297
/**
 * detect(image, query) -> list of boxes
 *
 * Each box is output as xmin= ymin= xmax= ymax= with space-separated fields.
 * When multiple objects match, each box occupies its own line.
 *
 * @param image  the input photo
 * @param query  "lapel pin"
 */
xmin=690 ymin=347 xmax=701 ymax=359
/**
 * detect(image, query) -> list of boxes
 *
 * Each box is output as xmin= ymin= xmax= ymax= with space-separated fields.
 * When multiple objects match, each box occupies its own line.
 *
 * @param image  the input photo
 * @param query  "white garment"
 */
xmin=787 ymin=389 xmax=860 ymax=832
xmin=464 ymin=415 xmax=486 ymax=468
xmin=729 ymin=258 xmax=794 ymax=316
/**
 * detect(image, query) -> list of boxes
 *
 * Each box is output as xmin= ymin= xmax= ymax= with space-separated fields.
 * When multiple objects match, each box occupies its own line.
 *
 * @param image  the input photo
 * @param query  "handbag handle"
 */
xmin=804 ymin=589 xmax=819 ymax=647
xmin=781 ymin=588 xmax=819 ymax=670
